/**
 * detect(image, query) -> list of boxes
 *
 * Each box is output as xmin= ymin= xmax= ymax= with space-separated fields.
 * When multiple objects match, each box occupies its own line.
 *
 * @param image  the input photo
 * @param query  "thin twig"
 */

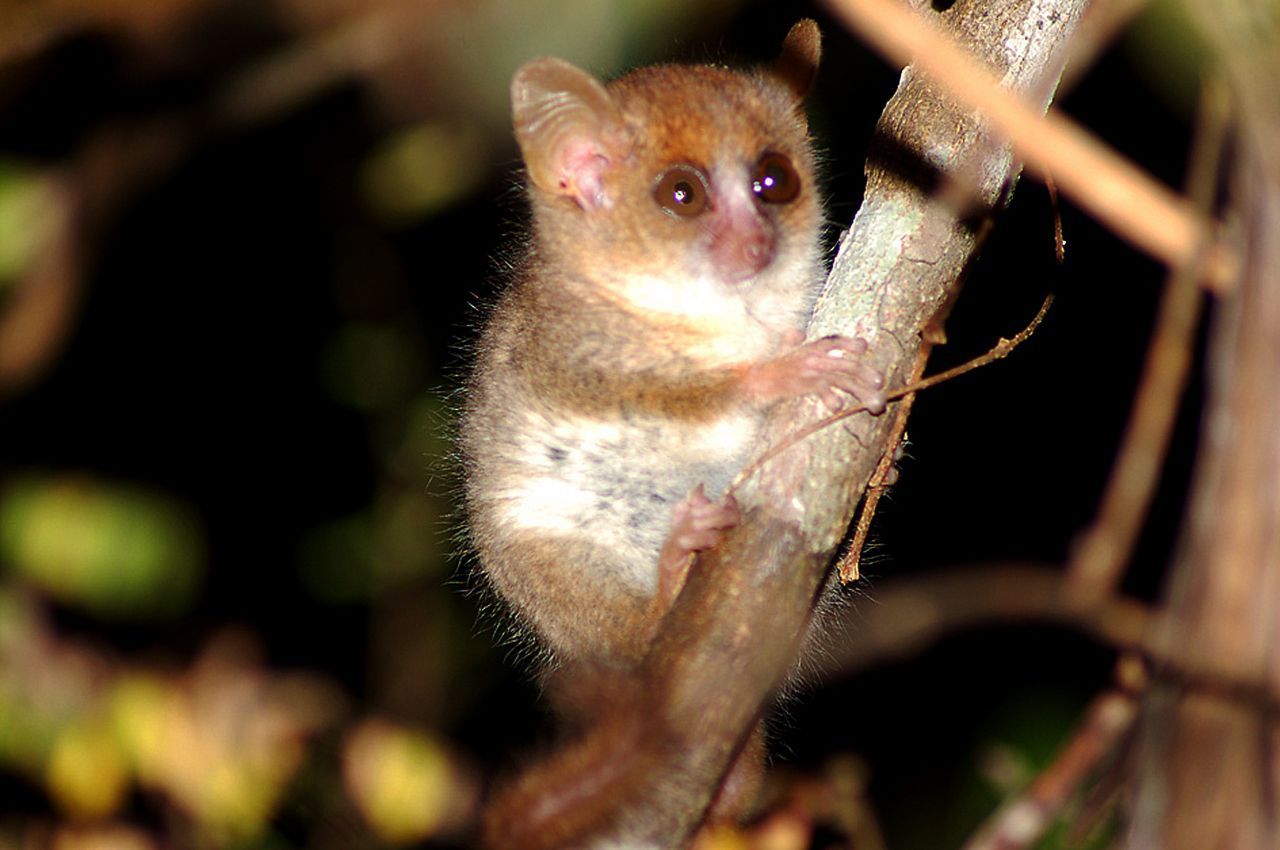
xmin=962 ymin=660 xmax=1145 ymax=850
xmin=824 ymin=564 xmax=1152 ymax=677
xmin=1065 ymin=76 xmax=1232 ymax=603
xmin=1045 ymin=176 xmax=1066 ymax=264
xmin=731 ymin=292 xmax=1054 ymax=492
xmin=835 ymin=344 xmax=929 ymax=583
xmin=823 ymin=0 xmax=1236 ymax=289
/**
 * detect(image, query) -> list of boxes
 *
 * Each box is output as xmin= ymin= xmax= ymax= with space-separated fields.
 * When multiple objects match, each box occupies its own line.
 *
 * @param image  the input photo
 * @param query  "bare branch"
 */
xmin=964 ymin=663 xmax=1144 ymax=850
xmin=1128 ymin=3 xmax=1280 ymax=846
xmin=824 ymin=0 xmax=1236 ymax=289
xmin=823 ymin=564 xmax=1151 ymax=679
xmin=836 ymin=343 xmax=925 ymax=583
xmin=1065 ymin=77 xmax=1231 ymax=603
xmin=736 ymin=291 xmax=1054 ymax=497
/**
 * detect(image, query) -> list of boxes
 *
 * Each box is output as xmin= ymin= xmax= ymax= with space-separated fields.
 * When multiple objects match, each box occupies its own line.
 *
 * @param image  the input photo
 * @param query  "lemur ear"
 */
xmin=774 ymin=19 xmax=822 ymax=100
xmin=511 ymin=57 xmax=633 ymax=211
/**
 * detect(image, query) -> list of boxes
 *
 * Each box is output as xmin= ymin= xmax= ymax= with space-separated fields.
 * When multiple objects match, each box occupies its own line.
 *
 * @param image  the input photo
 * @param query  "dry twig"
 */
xmin=824 ymin=564 xmax=1151 ymax=677
xmin=963 ymin=660 xmax=1145 ymax=850
xmin=1065 ymin=77 xmax=1231 ymax=603
xmin=734 ymin=292 xmax=1054 ymax=491
xmin=835 ymin=343 xmax=927 ymax=583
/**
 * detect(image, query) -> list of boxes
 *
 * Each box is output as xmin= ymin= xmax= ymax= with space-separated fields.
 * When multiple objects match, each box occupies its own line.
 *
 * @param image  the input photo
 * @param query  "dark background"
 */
xmin=0 ymin=0 xmax=1205 ymax=845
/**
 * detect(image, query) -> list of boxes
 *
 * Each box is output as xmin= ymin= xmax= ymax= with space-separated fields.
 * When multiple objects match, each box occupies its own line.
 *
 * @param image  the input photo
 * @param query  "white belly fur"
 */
xmin=493 ymin=407 xmax=759 ymax=594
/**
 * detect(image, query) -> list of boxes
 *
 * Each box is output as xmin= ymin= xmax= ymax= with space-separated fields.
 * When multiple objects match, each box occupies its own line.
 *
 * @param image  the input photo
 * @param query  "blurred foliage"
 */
xmin=105 ymin=635 xmax=342 ymax=842
xmin=319 ymin=322 xmax=426 ymax=413
xmin=305 ymin=318 xmax=456 ymax=600
xmin=361 ymin=120 xmax=492 ymax=223
xmin=1124 ymin=0 xmax=1211 ymax=116
xmin=0 ymin=824 xmax=159 ymax=850
xmin=0 ymin=599 xmax=348 ymax=843
xmin=342 ymin=719 xmax=477 ymax=844
xmin=0 ymin=475 xmax=203 ymax=620
xmin=688 ymin=757 xmax=885 ymax=850
xmin=0 ymin=0 xmax=1183 ymax=845
xmin=0 ymin=0 xmax=745 ymax=843
xmin=0 ymin=162 xmax=57 ymax=286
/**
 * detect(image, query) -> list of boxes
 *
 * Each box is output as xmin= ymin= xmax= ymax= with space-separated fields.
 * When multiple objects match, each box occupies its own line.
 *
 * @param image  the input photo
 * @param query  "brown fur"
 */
xmin=463 ymin=27 xmax=831 ymax=673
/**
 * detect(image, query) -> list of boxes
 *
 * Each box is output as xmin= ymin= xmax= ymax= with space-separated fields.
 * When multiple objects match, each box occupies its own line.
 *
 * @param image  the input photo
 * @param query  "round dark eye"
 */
xmin=752 ymin=152 xmax=800 ymax=204
xmin=653 ymin=165 xmax=709 ymax=218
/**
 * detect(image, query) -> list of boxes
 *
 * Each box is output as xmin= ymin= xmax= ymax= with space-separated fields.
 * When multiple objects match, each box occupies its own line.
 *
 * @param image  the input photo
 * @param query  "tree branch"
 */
xmin=963 ymin=662 xmax=1144 ymax=850
xmin=1065 ymin=76 xmax=1230 ymax=603
xmin=822 ymin=564 xmax=1151 ymax=678
xmin=1127 ymin=3 xmax=1280 ymax=846
xmin=825 ymin=0 xmax=1236 ymax=290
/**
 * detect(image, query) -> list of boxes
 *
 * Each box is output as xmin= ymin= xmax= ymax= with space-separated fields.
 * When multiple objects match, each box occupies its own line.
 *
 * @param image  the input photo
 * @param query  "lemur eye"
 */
xmin=653 ymin=165 xmax=709 ymax=218
xmin=752 ymin=152 xmax=800 ymax=204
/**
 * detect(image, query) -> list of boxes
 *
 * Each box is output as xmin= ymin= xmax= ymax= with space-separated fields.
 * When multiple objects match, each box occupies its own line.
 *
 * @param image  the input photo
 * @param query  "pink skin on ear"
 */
xmin=511 ymin=57 xmax=630 ymax=212
xmin=556 ymin=136 xmax=612 ymax=210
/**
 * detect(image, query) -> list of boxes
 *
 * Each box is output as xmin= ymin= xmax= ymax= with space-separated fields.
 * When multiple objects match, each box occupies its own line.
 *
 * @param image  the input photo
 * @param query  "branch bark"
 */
xmin=826 ymin=0 xmax=1233 ymax=289
xmin=1127 ymin=4 xmax=1280 ymax=847
xmin=485 ymin=1 xmax=1088 ymax=847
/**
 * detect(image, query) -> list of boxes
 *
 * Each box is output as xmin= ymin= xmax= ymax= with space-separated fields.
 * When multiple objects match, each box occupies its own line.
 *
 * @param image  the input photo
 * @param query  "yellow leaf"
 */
xmin=45 ymin=720 xmax=128 ymax=820
xmin=343 ymin=720 xmax=469 ymax=844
